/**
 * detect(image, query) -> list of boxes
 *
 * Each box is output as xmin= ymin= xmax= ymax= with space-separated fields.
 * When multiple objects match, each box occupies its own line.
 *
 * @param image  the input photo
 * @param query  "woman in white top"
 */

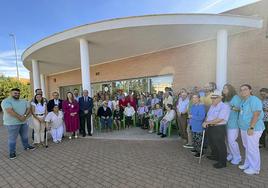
xmin=31 ymin=94 xmax=47 ymax=146
xmin=45 ymin=105 xmax=64 ymax=143
xmin=158 ymin=104 xmax=175 ymax=138
xmin=124 ymin=103 xmax=135 ymax=128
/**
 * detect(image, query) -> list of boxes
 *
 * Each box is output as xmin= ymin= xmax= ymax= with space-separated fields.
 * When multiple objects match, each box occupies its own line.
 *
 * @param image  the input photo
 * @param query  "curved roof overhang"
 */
xmin=22 ymin=14 xmax=263 ymax=75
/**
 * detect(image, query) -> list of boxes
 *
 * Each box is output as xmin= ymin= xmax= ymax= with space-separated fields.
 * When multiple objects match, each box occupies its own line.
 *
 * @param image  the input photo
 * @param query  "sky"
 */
xmin=0 ymin=0 xmax=258 ymax=78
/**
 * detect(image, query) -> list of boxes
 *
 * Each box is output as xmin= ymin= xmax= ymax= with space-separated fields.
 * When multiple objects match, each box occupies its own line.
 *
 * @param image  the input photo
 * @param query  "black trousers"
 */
xmin=260 ymin=121 xmax=268 ymax=147
xmin=125 ymin=116 xmax=132 ymax=127
xmin=80 ymin=113 xmax=92 ymax=135
xmin=207 ymin=125 xmax=227 ymax=165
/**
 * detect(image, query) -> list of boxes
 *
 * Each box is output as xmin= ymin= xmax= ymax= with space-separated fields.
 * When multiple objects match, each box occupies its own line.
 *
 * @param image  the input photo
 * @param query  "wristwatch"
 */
xmin=249 ymin=127 xmax=254 ymax=130
xmin=23 ymin=114 xmax=27 ymax=117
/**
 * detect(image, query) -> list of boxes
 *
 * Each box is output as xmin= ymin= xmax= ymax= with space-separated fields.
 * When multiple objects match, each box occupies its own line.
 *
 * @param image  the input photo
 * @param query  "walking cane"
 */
xmin=45 ymin=124 xmax=49 ymax=148
xmin=199 ymin=129 xmax=206 ymax=164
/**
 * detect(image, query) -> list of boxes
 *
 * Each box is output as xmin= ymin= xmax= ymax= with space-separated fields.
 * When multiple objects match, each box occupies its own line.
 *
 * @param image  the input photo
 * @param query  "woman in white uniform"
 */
xmin=238 ymin=84 xmax=265 ymax=175
xmin=45 ymin=105 xmax=64 ymax=143
xmin=222 ymin=84 xmax=242 ymax=165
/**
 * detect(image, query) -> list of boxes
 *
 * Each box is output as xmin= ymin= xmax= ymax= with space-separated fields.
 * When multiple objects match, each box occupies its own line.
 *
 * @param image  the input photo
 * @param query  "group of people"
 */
xmin=177 ymin=83 xmax=267 ymax=175
xmin=1 ymin=88 xmax=94 ymax=159
xmin=1 ymin=82 xmax=267 ymax=176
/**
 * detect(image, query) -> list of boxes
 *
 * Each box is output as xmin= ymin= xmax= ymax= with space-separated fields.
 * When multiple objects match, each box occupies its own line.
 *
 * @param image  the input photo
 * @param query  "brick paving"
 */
xmin=0 ymin=112 xmax=268 ymax=188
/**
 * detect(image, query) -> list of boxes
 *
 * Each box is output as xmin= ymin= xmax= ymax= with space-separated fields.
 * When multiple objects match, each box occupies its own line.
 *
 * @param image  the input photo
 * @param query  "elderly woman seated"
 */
xmin=137 ymin=102 xmax=149 ymax=129
xmin=113 ymin=104 xmax=123 ymax=130
xmin=148 ymin=103 xmax=163 ymax=133
xmin=157 ymin=104 xmax=176 ymax=138
xmin=97 ymin=101 xmax=113 ymax=131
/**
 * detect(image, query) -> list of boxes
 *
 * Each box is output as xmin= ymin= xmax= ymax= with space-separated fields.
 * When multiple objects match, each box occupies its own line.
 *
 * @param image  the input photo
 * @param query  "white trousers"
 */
xmin=32 ymin=116 xmax=45 ymax=144
xmin=241 ymin=130 xmax=263 ymax=172
xmin=51 ymin=126 xmax=64 ymax=142
xmin=227 ymin=129 xmax=241 ymax=162
xmin=186 ymin=124 xmax=193 ymax=145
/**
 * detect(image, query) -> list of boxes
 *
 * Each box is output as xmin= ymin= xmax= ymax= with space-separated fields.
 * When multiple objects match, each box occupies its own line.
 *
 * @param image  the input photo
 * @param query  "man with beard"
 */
xmin=1 ymin=88 xmax=35 ymax=159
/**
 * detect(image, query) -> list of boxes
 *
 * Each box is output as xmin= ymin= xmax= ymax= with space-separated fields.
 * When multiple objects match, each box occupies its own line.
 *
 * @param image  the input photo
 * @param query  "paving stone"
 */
xmin=0 ymin=112 xmax=268 ymax=188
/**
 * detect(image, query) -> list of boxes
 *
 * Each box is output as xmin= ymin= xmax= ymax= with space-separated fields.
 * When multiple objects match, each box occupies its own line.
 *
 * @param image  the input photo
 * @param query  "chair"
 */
xmin=154 ymin=117 xmax=163 ymax=133
xmin=123 ymin=113 xmax=136 ymax=127
xmin=167 ymin=119 xmax=177 ymax=137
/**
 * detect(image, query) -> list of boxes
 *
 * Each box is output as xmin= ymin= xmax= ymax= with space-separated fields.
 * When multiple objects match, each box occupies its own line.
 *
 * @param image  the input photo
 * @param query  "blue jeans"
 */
xmin=160 ymin=120 xmax=169 ymax=135
xmin=6 ymin=123 xmax=30 ymax=154
xmin=100 ymin=118 xmax=112 ymax=129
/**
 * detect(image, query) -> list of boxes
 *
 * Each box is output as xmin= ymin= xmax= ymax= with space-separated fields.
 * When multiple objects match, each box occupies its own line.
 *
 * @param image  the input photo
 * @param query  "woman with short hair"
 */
xmin=158 ymin=104 xmax=175 ymax=138
xmin=238 ymin=84 xmax=265 ymax=175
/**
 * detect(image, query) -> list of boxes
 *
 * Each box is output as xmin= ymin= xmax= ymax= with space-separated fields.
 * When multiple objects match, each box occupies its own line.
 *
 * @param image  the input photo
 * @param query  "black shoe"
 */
xmin=9 ymin=153 xmax=16 ymax=160
xmin=213 ymin=163 xmax=226 ymax=169
xmin=161 ymin=134 xmax=167 ymax=138
xmin=191 ymin=149 xmax=198 ymax=154
xmin=194 ymin=153 xmax=204 ymax=158
xmin=207 ymin=155 xmax=218 ymax=161
xmin=157 ymin=133 xmax=162 ymax=135
xmin=88 ymin=133 xmax=92 ymax=136
xmin=82 ymin=134 xmax=86 ymax=137
xmin=24 ymin=146 xmax=35 ymax=151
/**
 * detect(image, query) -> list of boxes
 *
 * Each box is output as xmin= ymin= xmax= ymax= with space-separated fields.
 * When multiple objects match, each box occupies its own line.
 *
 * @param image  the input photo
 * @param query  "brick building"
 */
xmin=22 ymin=1 xmax=268 ymax=98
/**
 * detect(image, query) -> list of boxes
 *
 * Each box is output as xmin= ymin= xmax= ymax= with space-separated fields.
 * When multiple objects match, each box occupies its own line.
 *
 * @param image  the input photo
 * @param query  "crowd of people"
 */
xmin=1 ymin=82 xmax=268 ymax=175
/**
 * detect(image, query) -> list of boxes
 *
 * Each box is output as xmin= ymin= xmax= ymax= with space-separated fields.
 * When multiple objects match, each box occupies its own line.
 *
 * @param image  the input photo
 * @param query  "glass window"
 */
xmin=60 ymin=74 xmax=173 ymax=98
xmin=59 ymin=84 xmax=82 ymax=99
xmin=150 ymin=75 xmax=173 ymax=93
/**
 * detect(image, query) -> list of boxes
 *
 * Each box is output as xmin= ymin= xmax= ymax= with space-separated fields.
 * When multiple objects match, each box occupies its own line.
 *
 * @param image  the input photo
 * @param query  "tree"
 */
xmin=0 ymin=76 xmax=32 ymax=111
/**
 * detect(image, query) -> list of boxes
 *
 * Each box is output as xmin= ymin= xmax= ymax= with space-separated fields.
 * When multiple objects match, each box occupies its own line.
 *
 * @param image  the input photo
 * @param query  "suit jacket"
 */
xmin=78 ymin=96 xmax=93 ymax=114
xmin=47 ymin=99 xmax=63 ymax=112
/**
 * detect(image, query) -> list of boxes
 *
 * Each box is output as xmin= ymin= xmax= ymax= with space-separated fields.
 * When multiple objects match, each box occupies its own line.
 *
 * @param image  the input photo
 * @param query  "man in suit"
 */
xmin=47 ymin=92 xmax=63 ymax=112
xmin=79 ymin=90 xmax=93 ymax=137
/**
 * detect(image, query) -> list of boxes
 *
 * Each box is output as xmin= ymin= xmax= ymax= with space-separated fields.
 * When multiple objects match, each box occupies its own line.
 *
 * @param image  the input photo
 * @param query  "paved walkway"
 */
xmin=0 ymin=112 xmax=268 ymax=188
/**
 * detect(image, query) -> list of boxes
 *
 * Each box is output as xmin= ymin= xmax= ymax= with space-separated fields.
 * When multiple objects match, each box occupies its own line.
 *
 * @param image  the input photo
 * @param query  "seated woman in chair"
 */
xmin=137 ymin=102 xmax=149 ymax=129
xmin=124 ymin=102 xmax=135 ymax=128
xmin=148 ymin=103 xmax=163 ymax=133
xmin=113 ymin=104 xmax=123 ymax=130
xmin=158 ymin=104 xmax=176 ymax=138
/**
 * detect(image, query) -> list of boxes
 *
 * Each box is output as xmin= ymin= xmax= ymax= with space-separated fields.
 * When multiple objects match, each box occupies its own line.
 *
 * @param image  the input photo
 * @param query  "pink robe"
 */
xmin=62 ymin=100 xmax=80 ymax=132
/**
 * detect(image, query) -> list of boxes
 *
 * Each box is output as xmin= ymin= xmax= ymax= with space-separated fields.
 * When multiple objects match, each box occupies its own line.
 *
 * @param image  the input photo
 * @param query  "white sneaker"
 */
xmin=231 ymin=158 xmax=241 ymax=165
xmin=148 ymin=130 xmax=153 ymax=133
xmin=183 ymin=144 xmax=194 ymax=149
xmin=227 ymin=154 xmax=233 ymax=161
xmin=75 ymin=135 xmax=78 ymax=139
xmin=244 ymin=168 xmax=259 ymax=175
xmin=69 ymin=136 xmax=72 ymax=140
xmin=238 ymin=164 xmax=249 ymax=170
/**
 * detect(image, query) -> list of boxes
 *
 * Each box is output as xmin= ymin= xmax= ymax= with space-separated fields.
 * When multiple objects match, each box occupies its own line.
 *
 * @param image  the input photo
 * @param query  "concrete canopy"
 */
xmin=22 ymin=14 xmax=263 ymax=75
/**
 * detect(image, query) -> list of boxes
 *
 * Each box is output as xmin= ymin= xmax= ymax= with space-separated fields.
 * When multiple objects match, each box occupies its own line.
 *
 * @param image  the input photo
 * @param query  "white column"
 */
xmin=79 ymin=38 xmax=93 ymax=134
xmin=32 ymin=59 xmax=41 ymax=92
xmin=79 ymin=38 xmax=91 ymax=96
xmin=216 ymin=29 xmax=228 ymax=91
xmin=40 ymin=74 xmax=46 ymax=98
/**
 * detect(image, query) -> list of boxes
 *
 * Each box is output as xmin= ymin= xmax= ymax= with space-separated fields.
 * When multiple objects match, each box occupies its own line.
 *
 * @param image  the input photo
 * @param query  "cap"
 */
xmin=211 ymin=90 xmax=222 ymax=98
